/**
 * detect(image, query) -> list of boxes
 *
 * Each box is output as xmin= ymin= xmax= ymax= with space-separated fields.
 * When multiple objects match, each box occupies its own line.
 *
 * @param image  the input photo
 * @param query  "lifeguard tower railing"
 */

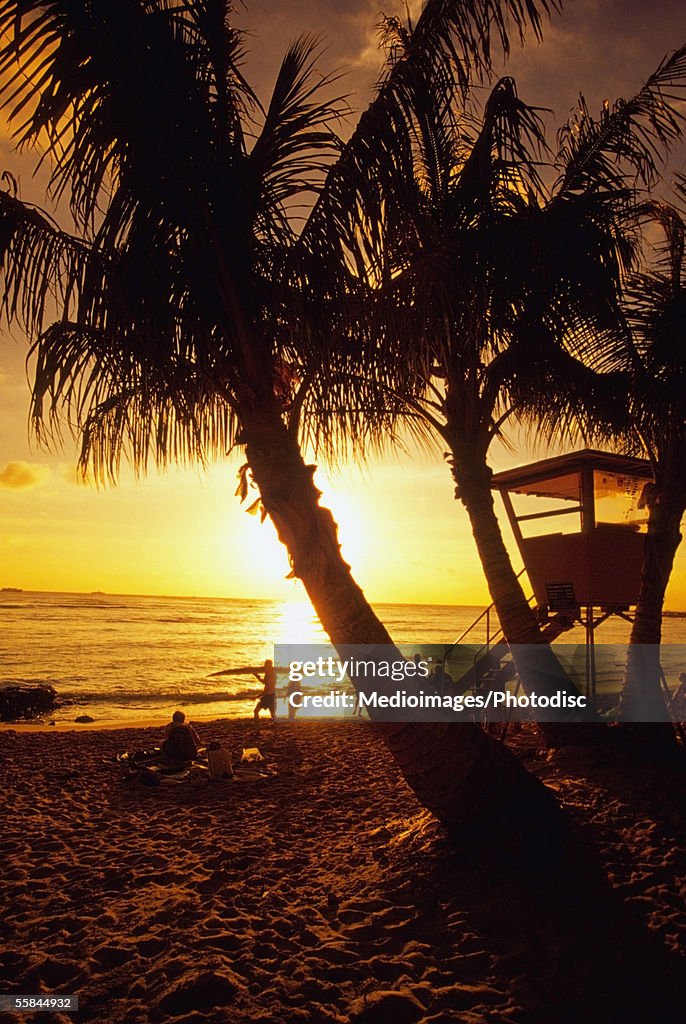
xmin=443 ymin=569 xmax=579 ymax=699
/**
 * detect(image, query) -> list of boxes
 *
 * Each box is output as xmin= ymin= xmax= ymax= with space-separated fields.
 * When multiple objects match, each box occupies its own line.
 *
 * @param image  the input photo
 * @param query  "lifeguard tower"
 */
xmin=491 ymin=449 xmax=652 ymax=614
xmin=444 ymin=450 xmax=654 ymax=703
xmin=490 ymin=449 xmax=653 ymax=698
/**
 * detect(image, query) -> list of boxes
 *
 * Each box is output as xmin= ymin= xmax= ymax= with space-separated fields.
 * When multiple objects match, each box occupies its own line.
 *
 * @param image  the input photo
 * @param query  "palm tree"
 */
xmin=0 ymin=0 xmax=562 ymax=831
xmin=617 ymin=196 xmax=686 ymax=727
xmin=307 ymin=18 xmax=686 ymax=741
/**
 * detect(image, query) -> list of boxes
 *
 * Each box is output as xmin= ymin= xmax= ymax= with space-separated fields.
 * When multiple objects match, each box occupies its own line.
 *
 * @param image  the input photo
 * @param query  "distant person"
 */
xmin=286 ymin=676 xmax=300 ymax=721
xmin=672 ymin=673 xmax=686 ymax=720
xmin=207 ymin=740 xmax=234 ymax=780
xmin=431 ymin=663 xmax=453 ymax=696
xmin=162 ymin=710 xmax=200 ymax=762
xmin=254 ymin=659 xmax=277 ymax=722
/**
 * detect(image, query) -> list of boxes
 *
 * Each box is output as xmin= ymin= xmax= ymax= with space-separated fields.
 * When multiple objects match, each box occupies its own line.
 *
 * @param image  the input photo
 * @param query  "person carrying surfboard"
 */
xmin=253 ymin=659 xmax=277 ymax=722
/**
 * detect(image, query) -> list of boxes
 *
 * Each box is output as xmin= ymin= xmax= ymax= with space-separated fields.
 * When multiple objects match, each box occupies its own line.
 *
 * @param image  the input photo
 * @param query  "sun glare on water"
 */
xmin=274 ymin=600 xmax=324 ymax=646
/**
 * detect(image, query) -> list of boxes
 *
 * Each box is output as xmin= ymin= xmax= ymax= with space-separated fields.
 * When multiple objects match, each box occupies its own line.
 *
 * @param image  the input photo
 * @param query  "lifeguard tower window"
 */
xmin=503 ymin=468 xmax=648 ymax=538
xmin=593 ymin=470 xmax=648 ymax=531
xmin=505 ymin=471 xmax=582 ymax=537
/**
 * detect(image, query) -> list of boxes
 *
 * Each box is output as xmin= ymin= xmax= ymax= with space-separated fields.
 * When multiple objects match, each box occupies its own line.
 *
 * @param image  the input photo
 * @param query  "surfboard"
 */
xmin=208 ymin=665 xmax=287 ymax=678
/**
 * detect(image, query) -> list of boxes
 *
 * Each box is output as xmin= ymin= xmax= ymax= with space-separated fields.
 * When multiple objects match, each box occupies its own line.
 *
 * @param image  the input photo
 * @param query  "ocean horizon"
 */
xmin=2 ymin=590 xmax=686 ymax=724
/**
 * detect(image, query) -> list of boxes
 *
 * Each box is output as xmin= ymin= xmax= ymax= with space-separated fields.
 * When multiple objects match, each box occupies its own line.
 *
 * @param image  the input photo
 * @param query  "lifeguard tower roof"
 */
xmin=491 ymin=449 xmax=652 ymax=498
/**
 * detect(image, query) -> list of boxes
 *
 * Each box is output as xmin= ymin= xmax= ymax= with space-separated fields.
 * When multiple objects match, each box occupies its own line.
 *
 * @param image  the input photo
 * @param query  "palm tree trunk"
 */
xmin=619 ymin=498 xmax=683 ymax=736
xmin=449 ymin=443 xmax=602 ymax=744
xmin=451 ymin=448 xmax=543 ymax=645
xmin=242 ymin=401 xmax=560 ymax=835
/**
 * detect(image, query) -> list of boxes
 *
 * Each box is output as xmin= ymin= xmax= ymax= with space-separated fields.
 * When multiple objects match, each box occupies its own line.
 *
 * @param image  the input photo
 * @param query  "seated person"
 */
xmin=162 ymin=710 xmax=201 ymax=762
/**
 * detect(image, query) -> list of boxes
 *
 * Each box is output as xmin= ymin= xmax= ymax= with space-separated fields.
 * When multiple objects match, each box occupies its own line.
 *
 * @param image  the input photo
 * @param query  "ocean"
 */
xmin=2 ymin=591 xmax=685 ymax=724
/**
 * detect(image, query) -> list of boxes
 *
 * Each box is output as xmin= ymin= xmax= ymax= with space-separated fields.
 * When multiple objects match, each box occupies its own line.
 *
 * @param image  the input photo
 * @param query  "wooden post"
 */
xmin=580 ymin=465 xmax=596 ymax=535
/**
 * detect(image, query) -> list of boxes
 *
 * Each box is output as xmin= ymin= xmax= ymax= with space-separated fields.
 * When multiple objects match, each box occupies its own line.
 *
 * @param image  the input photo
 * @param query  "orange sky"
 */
xmin=1 ymin=1 xmax=686 ymax=608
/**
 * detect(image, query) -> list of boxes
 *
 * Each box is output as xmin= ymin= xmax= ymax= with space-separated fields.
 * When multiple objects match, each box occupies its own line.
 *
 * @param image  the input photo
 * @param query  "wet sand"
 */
xmin=1 ymin=719 xmax=685 ymax=1023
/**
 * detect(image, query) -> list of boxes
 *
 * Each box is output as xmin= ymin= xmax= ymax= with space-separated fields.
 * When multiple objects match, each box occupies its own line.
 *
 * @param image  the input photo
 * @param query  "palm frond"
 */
xmin=250 ymin=35 xmax=345 ymax=222
xmin=383 ymin=0 xmax=558 ymax=94
xmin=299 ymin=0 xmax=557 ymax=285
xmin=0 ymin=186 xmax=98 ymax=336
xmin=555 ymin=46 xmax=686 ymax=200
xmin=452 ymin=76 xmax=548 ymax=214
xmin=0 ymin=0 xmax=254 ymax=231
xmin=29 ymin=318 xmax=240 ymax=482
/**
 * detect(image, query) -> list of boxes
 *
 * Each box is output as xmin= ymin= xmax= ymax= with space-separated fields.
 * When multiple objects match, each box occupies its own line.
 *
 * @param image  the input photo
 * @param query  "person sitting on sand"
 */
xmin=254 ymin=659 xmax=277 ymax=722
xmin=162 ymin=710 xmax=201 ymax=762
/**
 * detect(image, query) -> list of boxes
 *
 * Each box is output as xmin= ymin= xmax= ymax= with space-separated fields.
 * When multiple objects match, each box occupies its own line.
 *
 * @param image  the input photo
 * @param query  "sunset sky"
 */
xmin=1 ymin=0 xmax=686 ymax=607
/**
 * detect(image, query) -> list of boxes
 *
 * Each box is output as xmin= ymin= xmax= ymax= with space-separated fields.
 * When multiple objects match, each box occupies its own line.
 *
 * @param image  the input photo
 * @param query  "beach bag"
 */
xmin=207 ymin=743 xmax=232 ymax=780
xmin=163 ymin=724 xmax=197 ymax=761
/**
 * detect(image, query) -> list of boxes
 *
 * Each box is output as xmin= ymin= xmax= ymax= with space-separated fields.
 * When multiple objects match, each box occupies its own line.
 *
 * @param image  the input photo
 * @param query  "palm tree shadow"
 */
xmin=402 ymin=808 xmax=685 ymax=1024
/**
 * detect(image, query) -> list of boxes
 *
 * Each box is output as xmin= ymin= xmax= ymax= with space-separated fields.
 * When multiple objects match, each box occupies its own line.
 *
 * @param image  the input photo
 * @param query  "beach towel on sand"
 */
xmin=116 ymin=748 xmax=276 ymax=785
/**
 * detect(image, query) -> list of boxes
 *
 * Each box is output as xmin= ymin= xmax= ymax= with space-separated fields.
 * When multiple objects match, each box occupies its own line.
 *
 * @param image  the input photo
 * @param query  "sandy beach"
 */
xmin=1 ymin=718 xmax=685 ymax=1024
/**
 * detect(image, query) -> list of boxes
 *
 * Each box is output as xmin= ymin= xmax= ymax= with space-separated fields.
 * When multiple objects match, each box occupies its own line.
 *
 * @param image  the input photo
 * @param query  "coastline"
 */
xmin=1 ymin=718 xmax=685 ymax=1022
xmin=0 ymin=713 xmax=237 ymax=734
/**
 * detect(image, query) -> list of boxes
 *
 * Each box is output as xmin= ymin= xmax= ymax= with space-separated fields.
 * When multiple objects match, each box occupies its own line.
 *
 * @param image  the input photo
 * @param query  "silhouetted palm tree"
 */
xmin=0 ymin=0 xmax=561 ymax=831
xmin=308 ymin=17 xmax=686 ymax=740
xmin=617 ymin=195 xmax=686 ymax=725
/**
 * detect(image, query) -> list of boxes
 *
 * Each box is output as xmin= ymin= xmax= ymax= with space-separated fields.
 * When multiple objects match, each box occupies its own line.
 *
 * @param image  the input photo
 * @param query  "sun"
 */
xmin=240 ymin=512 xmax=293 ymax=590
xmin=236 ymin=471 xmax=369 ymax=599
xmin=317 ymin=475 xmax=368 ymax=575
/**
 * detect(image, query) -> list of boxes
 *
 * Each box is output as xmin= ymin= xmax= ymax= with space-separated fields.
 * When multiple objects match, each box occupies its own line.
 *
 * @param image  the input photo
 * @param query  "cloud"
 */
xmin=0 ymin=461 xmax=50 ymax=489
xmin=502 ymin=0 xmax=686 ymax=121
xmin=239 ymin=1 xmax=389 ymax=112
